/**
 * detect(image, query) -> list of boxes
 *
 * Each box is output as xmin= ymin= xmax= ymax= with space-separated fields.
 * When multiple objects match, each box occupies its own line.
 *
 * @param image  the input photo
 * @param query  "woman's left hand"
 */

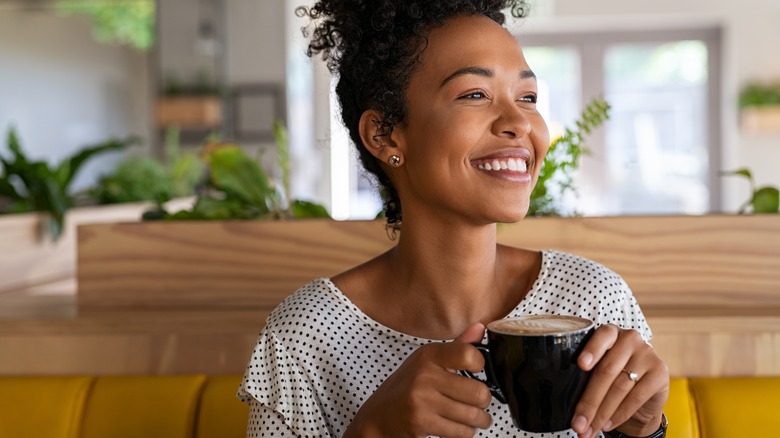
xmin=570 ymin=324 xmax=670 ymax=438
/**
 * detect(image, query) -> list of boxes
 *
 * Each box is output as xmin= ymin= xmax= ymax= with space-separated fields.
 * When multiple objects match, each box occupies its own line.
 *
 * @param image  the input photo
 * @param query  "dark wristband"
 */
xmin=603 ymin=413 xmax=668 ymax=438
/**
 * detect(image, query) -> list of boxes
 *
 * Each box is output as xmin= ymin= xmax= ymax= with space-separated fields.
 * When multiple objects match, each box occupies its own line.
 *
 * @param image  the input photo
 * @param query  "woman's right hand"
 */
xmin=344 ymin=323 xmax=492 ymax=438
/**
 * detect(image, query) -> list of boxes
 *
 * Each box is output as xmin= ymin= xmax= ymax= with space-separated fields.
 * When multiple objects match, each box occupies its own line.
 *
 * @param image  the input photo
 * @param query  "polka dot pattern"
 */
xmin=238 ymin=250 xmax=652 ymax=437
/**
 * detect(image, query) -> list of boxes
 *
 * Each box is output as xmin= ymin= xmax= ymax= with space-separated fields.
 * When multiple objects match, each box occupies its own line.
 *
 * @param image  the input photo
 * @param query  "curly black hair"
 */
xmin=297 ymin=0 xmax=529 ymax=229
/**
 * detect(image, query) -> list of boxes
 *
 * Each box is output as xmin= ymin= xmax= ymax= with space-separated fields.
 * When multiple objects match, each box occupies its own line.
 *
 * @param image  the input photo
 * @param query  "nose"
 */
xmin=491 ymin=100 xmax=532 ymax=139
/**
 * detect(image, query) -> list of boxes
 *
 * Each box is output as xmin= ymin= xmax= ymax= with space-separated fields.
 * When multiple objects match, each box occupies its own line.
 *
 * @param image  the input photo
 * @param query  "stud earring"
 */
xmin=388 ymin=155 xmax=402 ymax=167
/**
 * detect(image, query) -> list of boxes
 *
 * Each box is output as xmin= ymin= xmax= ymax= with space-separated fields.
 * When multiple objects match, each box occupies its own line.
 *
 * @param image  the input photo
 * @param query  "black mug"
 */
xmin=465 ymin=315 xmax=595 ymax=433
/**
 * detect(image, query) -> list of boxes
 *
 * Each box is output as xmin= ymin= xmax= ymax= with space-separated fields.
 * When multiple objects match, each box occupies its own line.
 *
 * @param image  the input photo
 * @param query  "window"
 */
xmin=320 ymin=26 xmax=722 ymax=219
xmin=520 ymin=27 xmax=722 ymax=215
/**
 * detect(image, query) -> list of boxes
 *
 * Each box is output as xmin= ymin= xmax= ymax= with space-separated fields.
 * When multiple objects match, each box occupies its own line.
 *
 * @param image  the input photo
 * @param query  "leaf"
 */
xmin=205 ymin=146 xmax=278 ymax=212
xmin=0 ymin=175 xmax=23 ymax=201
xmin=721 ymin=168 xmax=753 ymax=181
xmin=55 ymin=136 xmax=138 ymax=190
xmin=752 ymin=187 xmax=780 ymax=213
xmin=6 ymin=127 xmax=28 ymax=165
xmin=188 ymin=196 xmax=259 ymax=220
xmin=291 ymin=199 xmax=331 ymax=218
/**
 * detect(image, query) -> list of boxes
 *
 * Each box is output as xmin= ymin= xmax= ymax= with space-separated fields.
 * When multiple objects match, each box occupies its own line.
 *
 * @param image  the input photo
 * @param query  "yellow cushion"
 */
xmin=0 ymin=376 xmax=93 ymax=438
xmin=196 ymin=375 xmax=249 ymax=438
xmin=81 ymin=375 xmax=207 ymax=438
xmin=664 ymin=377 xmax=699 ymax=438
xmin=691 ymin=376 xmax=780 ymax=437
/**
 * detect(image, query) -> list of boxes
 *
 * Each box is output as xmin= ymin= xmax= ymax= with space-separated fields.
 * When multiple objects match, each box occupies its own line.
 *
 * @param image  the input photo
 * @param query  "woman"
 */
xmin=238 ymin=1 xmax=670 ymax=437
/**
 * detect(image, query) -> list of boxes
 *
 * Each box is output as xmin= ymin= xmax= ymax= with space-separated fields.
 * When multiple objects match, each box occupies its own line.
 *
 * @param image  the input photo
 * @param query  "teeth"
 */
xmin=476 ymin=158 xmax=527 ymax=172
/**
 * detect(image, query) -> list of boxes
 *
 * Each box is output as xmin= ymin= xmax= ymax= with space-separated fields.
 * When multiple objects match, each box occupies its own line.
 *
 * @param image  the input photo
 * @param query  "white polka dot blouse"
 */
xmin=238 ymin=250 xmax=652 ymax=437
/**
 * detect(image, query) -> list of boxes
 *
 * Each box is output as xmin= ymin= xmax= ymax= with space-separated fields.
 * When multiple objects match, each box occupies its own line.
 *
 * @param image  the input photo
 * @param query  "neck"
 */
xmin=384 ymin=217 xmax=509 ymax=338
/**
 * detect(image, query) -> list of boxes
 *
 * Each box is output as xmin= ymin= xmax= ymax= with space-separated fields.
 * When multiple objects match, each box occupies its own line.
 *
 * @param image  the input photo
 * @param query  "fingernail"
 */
xmin=603 ymin=419 xmax=613 ymax=431
xmin=572 ymin=415 xmax=587 ymax=432
xmin=580 ymin=352 xmax=593 ymax=369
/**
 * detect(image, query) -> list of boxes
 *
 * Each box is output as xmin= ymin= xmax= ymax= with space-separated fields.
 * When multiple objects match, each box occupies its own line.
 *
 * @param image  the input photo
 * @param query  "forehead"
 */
xmin=415 ymin=15 xmax=527 ymax=78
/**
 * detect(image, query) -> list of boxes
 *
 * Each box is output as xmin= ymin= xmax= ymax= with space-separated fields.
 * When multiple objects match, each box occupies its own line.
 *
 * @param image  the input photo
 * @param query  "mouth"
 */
xmin=472 ymin=157 xmax=528 ymax=173
xmin=470 ymin=149 xmax=533 ymax=183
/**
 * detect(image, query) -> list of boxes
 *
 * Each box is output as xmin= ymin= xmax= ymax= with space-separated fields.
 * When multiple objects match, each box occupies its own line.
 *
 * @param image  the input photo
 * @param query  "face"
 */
xmin=387 ymin=15 xmax=550 ymax=226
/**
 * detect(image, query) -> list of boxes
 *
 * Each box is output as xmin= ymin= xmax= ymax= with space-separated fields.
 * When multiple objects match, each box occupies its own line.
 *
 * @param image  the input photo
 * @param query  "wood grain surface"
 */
xmin=78 ymin=215 xmax=780 ymax=310
xmin=0 ymin=199 xmax=193 ymax=294
xmin=2 ymin=214 xmax=778 ymax=377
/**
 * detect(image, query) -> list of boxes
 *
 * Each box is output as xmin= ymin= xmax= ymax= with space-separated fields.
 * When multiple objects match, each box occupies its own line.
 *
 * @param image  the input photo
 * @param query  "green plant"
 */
xmin=55 ymin=0 xmax=155 ymax=51
xmin=528 ymin=97 xmax=611 ymax=216
xmin=90 ymin=127 xmax=205 ymax=205
xmin=146 ymin=121 xmax=329 ymax=220
xmin=739 ymin=81 xmax=780 ymax=109
xmin=162 ymin=70 xmax=224 ymax=97
xmin=0 ymin=127 xmax=138 ymax=240
xmin=722 ymin=168 xmax=779 ymax=214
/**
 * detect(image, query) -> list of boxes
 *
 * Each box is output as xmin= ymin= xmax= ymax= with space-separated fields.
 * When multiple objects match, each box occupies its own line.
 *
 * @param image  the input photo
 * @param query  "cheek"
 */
xmin=532 ymin=117 xmax=551 ymax=164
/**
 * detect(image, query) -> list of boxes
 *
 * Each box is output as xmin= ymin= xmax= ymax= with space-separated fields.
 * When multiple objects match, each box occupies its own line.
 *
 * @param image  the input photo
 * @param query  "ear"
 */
xmin=358 ymin=109 xmax=403 ymax=163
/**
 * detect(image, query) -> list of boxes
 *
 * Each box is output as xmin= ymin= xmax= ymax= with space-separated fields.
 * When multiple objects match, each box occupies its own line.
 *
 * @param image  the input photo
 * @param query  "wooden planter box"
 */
xmin=155 ymin=96 xmax=222 ymax=128
xmin=0 ymin=198 xmax=194 ymax=295
xmin=741 ymin=106 xmax=780 ymax=133
xmin=77 ymin=215 xmax=780 ymax=312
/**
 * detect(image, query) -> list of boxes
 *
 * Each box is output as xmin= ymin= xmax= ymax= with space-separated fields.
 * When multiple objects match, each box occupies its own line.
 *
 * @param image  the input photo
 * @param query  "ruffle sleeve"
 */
xmin=238 ymin=328 xmax=331 ymax=436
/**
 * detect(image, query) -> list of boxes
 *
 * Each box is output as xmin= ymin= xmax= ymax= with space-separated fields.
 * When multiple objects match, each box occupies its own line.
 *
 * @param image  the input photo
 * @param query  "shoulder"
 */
xmin=264 ymin=278 xmax=347 ymax=336
xmin=541 ymin=250 xmax=628 ymax=288
xmin=532 ymin=250 xmax=651 ymax=338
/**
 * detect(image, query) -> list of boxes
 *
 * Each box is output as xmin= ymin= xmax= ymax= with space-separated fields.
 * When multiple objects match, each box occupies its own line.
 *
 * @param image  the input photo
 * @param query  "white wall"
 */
xmin=0 ymin=6 xmax=151 ymax=193
xmin=527 ymin=0 xmax=780 ymax=211
xmin=225 ymin=0 xmax=286 ymax=84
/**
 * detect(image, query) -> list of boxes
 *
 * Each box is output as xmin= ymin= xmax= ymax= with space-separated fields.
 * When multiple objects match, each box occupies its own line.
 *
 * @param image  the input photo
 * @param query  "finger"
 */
xmin=428 ymin=416 xmax=480 ymax=438
xmin=605 ymin=366 xmax=670 ymax=430
xmin=577 ymin=323 xmax=620 ymax=371
xmin=454 ymin=322 xmax=486 ymax=344
xmin=574 ymin=329 xmax=650 ymax=436
xmin=428 ymin=342 xmax=485 ymax=373
xmin=572 ymin=329 xmax=635 ymax=435
xmin=440 ymin=374 xmax=493 ymax=409
xmin=587 ymin=365 xmax=639 ymax=433
xmin=438 ymin=397 xmax=493 ymax=431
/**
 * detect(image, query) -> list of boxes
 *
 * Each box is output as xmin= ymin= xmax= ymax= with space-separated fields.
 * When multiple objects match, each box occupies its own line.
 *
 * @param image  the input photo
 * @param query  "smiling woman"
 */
xmin=237 ymin=2 xmax=670 ymax=437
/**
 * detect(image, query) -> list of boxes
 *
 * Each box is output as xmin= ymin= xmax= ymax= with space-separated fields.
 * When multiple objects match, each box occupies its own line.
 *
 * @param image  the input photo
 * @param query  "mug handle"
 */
xmin=461 ymin=343 xmax=507 ymax=404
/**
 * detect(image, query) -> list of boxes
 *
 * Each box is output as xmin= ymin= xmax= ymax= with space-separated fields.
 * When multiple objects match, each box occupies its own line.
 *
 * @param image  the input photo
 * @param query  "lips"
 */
xmin=470 ymin=149 xmax=533 ymax=178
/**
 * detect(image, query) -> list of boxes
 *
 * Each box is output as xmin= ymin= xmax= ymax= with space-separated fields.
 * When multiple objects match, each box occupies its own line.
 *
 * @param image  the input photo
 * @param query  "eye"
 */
xmin=459 ymin=91 xmax=487 ymax=100
xmin=518 ymin=94 xmax=538 ymax=104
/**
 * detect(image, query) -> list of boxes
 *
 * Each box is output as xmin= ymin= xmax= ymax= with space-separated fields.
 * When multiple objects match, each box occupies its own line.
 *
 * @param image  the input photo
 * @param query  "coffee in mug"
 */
xmin=465 ymin=314 xmax=594 ymax=432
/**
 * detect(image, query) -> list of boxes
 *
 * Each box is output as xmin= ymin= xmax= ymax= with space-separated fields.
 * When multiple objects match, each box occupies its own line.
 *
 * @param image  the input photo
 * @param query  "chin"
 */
xmin=493 ymin=206 xmax=529 ymax=224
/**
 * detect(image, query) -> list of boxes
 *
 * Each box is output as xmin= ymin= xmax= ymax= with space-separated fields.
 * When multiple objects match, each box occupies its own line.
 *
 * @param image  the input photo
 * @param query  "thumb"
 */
xmin=454 ymin=322 xmax=486 ymax=344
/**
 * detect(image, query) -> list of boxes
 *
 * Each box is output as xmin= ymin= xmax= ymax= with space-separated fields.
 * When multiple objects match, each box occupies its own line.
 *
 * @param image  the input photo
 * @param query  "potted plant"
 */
xmin=0 ymin=127 xmax=144 ymax=294
xmin=90 ymin=127 xmax=205 ymax=206
xmin=722 ymin=168 xmax=779 ymax=214
xmin=155 ymin=71 xmax=224 ymax=129
xmin=145 ymin=121 xmax=329 ymax=221
xmin=0 ymin=127 xmax=139 ymax=241
xmin=738 ymin=80 xmax=780 ymax=133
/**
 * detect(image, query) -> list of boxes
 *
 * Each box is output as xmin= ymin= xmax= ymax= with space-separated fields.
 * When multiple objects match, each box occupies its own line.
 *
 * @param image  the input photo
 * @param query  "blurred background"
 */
xmin=1 ymin=0 xmax=779 ymax=220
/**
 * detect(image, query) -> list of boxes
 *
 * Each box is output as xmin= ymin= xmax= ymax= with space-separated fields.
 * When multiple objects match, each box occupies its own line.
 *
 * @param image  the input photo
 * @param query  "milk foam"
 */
xmin=488 ymin=315 xmax=592 ymax=335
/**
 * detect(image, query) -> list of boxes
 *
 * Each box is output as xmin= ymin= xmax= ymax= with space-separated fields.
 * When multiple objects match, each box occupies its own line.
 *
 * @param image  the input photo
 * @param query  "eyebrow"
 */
xmin=439 ymin=67 xmax=537 ymax=88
